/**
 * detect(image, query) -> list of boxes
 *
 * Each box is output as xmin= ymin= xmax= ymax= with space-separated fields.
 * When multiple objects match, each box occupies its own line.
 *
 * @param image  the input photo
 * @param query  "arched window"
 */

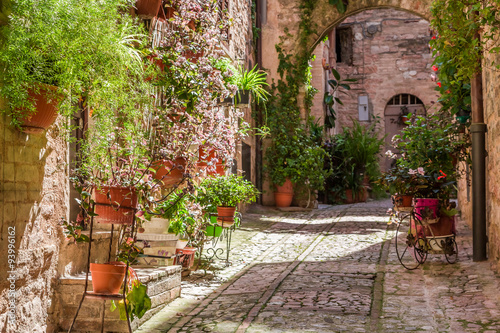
xmin=387 ymin=93 xmax=423 ymax=106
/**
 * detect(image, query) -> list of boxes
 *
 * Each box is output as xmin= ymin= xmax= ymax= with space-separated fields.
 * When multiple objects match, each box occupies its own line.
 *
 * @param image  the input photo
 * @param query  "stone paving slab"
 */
xmin=137 ymin=199 xmax=500 ymax=333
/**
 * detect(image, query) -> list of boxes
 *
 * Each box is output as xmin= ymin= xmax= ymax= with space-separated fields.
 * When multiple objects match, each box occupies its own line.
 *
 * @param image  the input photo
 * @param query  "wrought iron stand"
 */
xmin=68 ymin=202 xmax=135 ymax=333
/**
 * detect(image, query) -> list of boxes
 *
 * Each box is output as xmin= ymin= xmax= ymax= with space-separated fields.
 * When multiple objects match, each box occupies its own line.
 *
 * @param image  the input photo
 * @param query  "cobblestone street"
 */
xmin=137 ymin=199 xmax=500 ymax=333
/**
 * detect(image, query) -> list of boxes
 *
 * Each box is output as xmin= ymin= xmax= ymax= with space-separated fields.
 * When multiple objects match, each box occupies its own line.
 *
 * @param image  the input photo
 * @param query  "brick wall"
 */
xmin=322 ymin=9 xmax=437 ymax=136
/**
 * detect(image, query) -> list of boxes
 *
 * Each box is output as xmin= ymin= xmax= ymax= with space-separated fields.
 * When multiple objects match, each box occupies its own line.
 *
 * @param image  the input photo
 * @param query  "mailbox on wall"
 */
xmin=358 ymin=95 xmax=369 ymax=121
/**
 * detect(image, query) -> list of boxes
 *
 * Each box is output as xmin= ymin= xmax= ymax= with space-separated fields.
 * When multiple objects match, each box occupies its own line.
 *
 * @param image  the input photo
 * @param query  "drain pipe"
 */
xmin=471 ymin=28 xmax=487 ymax=261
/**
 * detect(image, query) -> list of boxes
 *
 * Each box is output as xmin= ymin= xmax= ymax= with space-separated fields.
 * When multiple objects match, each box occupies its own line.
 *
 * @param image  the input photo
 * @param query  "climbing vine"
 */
xmin=430 ymin=0 xmax=500 ymax=118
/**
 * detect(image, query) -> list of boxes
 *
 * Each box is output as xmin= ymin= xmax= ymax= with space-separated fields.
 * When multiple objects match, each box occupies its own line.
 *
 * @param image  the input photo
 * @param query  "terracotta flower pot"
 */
xmin=154 ymin=157 xmax=186 ymax=186
xmin=135 ymin=0 xmax=162 ymax=18
xmin=344 ymin=189 xmax=355 ymax=204
xmin=94 ymin=186 xmax=138 ymax=224
xmin=274 ymin=192 xmax=293 ymax=207
xmin=411 ymin=215 xmax=455 ymax=237
xmin=90 ymin=262 xmax=126 ymax=294
xmin=356 ymin=186 xmax=368 ymax=202
xmin=393 ymin=194 xmax=413 ymax=207
xmin=216 ymin=206 xmax=236 ymax=226
xmin=19 ymin=84 xmax=62 ymax=134
xmin=275 ymin=179 xmax=293 ymax=194
xmin=197 ymin=146 xmax=226 ymax=176
xmin=174 ymin=247 xmax=197 ymax=268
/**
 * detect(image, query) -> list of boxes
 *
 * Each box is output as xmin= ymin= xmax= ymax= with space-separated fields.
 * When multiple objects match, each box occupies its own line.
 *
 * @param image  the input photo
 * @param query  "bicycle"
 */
xmin=392 ymin=205 xmax=458 ymax=270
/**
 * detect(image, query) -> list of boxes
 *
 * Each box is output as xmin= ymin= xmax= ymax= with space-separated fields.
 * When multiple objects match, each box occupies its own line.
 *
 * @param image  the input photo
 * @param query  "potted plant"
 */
xmin=234 ymin=65 xmax=270 ymax=105
xmin=0 ymin=0 xmax=155 ymax=133
xmin=196 ymin=174 xmax=259 ymax=227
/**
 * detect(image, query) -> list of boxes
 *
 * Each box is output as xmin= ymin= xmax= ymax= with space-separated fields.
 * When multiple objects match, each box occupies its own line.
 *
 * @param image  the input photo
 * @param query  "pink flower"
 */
xmin=126 ymin=237 xmax=134 ymax=246
xmin=417 ymin=167 xmax=425 ymax=175
xmin=408 ymin=169 xmax=417 ymax=175
xmin=432 ymin=65 xmax=439 ymax=72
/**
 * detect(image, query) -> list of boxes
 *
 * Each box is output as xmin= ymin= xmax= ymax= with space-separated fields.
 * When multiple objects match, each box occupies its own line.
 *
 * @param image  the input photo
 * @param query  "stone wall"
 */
xmin=0 ymin=113 xmax=68 ymax=333
xmin=327 ymin=9 xmax=437 ymax=135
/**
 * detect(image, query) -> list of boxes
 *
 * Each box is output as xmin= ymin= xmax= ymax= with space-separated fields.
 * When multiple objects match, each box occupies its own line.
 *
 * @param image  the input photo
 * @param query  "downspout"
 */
xmin=471 ymin=26 xmax=487 ymax=261
xmin=255 ymin=0 xmax=264 ymax=202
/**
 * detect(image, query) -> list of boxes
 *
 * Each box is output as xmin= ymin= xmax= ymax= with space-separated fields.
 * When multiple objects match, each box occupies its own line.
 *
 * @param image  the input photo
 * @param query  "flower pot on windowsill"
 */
xmin=153 ymin=157 xmax=187 ymax=187
xmin=89 ymin=262 xmax=126 ymax=294
xmin=235 ymin=90 xmax=250 ymax=107
xmin=135 ymin=0 xmax=162 ymax=18
xmin=19 ymin=84 xmax=63 ymax=134
xmin=216 ymin=206 xmax=236 ymax=227
xmin=93 ymin=186 xmax=138 ymax=224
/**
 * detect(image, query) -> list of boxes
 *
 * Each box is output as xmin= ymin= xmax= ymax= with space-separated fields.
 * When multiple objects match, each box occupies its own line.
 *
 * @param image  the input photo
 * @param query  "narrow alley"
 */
xmin=137 ymin=200 xmax=500 ymax=333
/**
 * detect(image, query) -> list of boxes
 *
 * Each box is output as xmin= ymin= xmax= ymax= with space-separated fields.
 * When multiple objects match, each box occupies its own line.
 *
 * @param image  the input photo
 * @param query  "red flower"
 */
xmin=437 ymin=170 xmax=447 ymax=180
xmin=437 ymin=82 xmax=442 ymax=88
xmin=432 ymin=65 xmax=439 ymax=72
xmin=432 ymin=36 xmax=436 ymax=40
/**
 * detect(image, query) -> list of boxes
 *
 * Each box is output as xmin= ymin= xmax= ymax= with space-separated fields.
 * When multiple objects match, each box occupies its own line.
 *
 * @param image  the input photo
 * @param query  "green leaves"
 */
xmin=324 ymin=68 xmax=356 ymax=129
xmin=329 ymin=0 xmax=346 ymax=14
xmin=111 ymin=282 xmax=152 ymax=321
xmin=196 ymin=174 xmax=259 ymax=208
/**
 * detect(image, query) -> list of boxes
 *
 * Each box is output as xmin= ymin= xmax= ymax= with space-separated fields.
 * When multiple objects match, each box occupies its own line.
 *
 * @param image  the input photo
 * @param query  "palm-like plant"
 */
xmin=235 ymin=65 xmax=270 ymax=104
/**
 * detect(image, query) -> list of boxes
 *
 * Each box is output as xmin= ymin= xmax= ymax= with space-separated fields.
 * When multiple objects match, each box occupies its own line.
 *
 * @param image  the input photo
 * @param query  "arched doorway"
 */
xmin=383 ymin=93 xmax=426 ymax=171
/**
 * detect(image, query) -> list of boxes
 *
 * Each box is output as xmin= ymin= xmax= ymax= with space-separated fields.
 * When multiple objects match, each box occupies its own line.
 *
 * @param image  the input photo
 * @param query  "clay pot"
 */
xmin=19 ymin=84 xmax=62 ymax=134
xmin=411 ymin=215 xmax=455 ymax=237
xmin=94 ymin=186 xmax=138 ymax=224
xmin=274 ymin=179 xmax=294 ymax=207
xmin=274 ymin=192 xmax=293 ymax=207
xmin=393 ymin=194 xmax=413 ymax=207
xmin=154 ymin=157 xmax=186 ymax=186
xmin=174 ymin=247 xmax=197 ymax=268
xmin=356 ymin=186 xmax=368 ymax=203
xmin=90 ymin=262 xmax=126 ymax=294
xmin=344 ymin=189 xmax=355 ymax=204
xmin=197 ymin=146 xmax=226 ymax=176
xmin=216 ymin=206 xmax=236 ymax=226
xmin=135 ymin=0 xmax=162 ymax=18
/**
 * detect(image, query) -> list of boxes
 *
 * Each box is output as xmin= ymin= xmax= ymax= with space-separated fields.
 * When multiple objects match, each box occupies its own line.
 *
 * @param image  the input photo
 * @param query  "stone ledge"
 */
xmin=59 ymin=265 xmax=181 ymax=285
xmin=56 ymin=266 xmax=182 ymax=332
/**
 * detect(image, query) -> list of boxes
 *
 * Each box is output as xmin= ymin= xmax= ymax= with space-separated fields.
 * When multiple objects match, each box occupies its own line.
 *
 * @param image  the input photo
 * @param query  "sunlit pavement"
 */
xmin=137 ymin=199 xmax=500 ymax=333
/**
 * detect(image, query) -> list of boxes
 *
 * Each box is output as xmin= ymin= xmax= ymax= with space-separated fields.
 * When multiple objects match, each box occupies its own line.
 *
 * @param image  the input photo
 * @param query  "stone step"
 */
xmin=55 ymin=265 xmax=181 ymax=332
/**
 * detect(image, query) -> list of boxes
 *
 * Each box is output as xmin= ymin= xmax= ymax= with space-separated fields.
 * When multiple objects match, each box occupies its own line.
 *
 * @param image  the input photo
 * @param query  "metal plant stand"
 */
xmin=198 ymin=212 xmax=242 ymax=272
xmin=68 ymin=202 xmax=136 ymax=333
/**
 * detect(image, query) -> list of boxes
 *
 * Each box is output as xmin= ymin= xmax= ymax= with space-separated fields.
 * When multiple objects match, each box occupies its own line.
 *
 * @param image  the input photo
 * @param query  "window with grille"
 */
xmin=387 ymin=94 xmax=423 ymax=106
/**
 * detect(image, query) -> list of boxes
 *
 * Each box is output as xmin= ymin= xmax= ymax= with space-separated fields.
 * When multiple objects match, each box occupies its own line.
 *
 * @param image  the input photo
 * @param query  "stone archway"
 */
xmin=260 ymin=0 xmax=434 ymax=206
xmin=261 ymin=0 xmax=433 ymax=81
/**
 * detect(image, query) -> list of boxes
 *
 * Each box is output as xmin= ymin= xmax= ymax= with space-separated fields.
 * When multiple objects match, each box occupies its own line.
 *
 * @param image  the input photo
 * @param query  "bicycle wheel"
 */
xmin=444 ymin=236 xmax=458 ymax=264
xmin=414 ymin=234 xmax=428 ymax=264
xmin=395 ymin=220 xmax=421 ymax=270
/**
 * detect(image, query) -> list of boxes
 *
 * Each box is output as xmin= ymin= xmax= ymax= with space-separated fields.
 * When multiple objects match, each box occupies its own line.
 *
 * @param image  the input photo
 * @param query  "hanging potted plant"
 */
xmin=196 ymin=174 xmax=259 ymax=227
xmin=234 ymin=65 xmax=270 ymax=106
xmin=0 ymin=0 xmax=156 ymax=134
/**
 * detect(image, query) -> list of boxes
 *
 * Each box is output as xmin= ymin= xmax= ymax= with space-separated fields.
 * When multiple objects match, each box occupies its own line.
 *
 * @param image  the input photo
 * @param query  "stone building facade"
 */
xmin=309 ymin=8 xmax=438 ymax=171
xmin=0 ymin=0 xmax=255 ymax=332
